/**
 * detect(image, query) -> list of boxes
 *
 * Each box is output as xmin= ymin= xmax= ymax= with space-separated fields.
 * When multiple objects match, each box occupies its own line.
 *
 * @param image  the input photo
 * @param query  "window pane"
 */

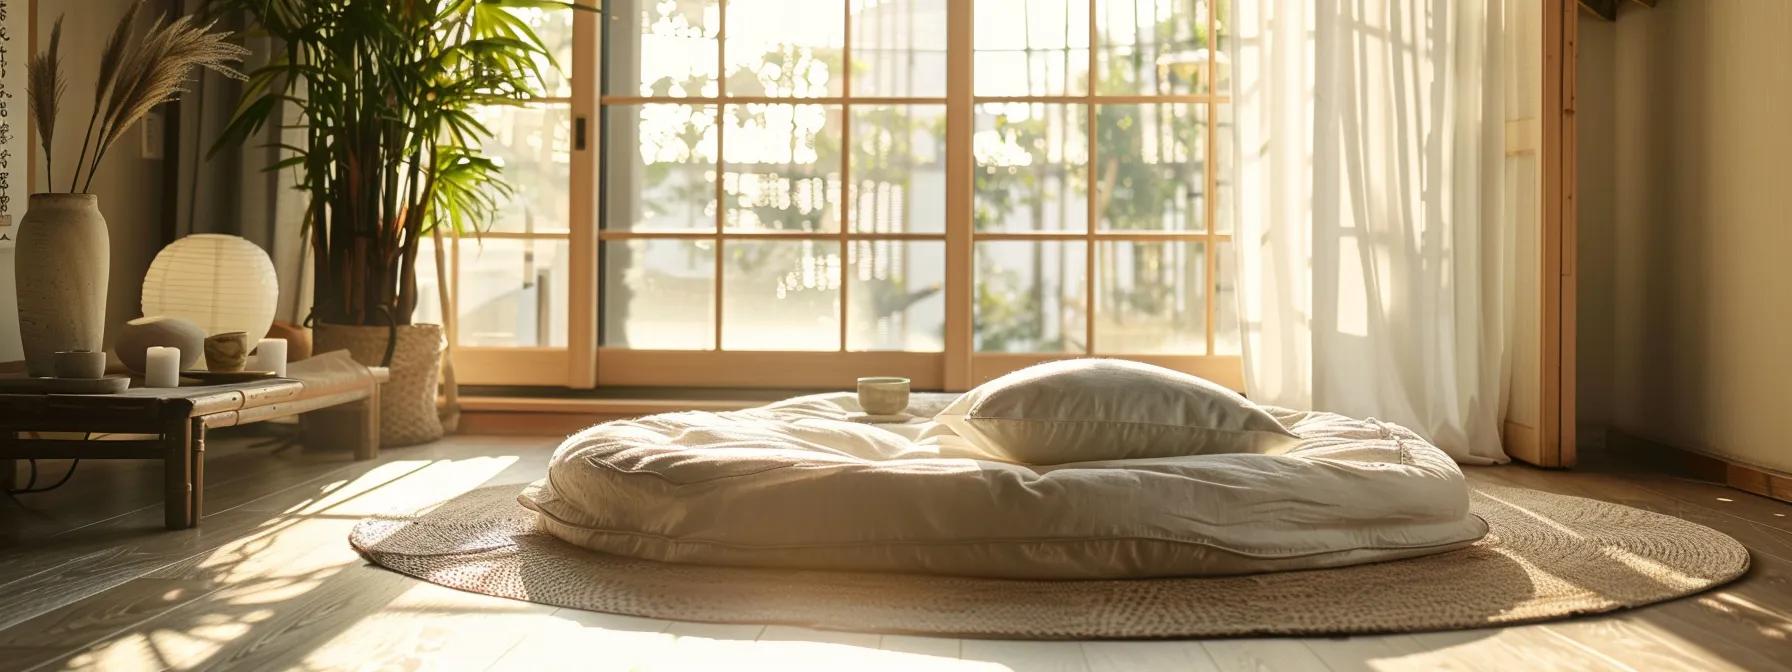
xmin=723 ymin=104 xmax=843 ymax=232
xmin=1095 ymin=0 xmax=1215 ymax=95
xmin=1215 ymin=239 xmax=1240 ymax=355
xmin=853 ymin=0 xmax=948 ymax=98
xmin=603 ymin=239 xmax=716 ymax=349
xmin=1095 ymin=241 xmax=1205 ymax=354
xmin=725 ymin=0 xmax=845 ymax=97
xmin=458 ymin=238 xmax=570 ymax=348
xmin=412 ymin=237 xmax=447 ymax=329
xmin=505 ymin=6 xmax=574 ymax=98
xmin=1215 ymin=102 xmax=1233 ymax=234
xmin=975 ymin=240 xmax=1087 ymax=353
xmin=851 ymin=105 xmax=945 ymax=233
xmin=1095 ymin=103 xmax=1204 ymax=232
xmin=608 ymin=0 xmax=720 ymax=97
xmin=974 ymin=0 xmax=1091 ymax=96
xmin=849 ymin=240 xmax=944 ymax=351
xmin=722 ymin=240 xmax=841 ymax=351
xmin=474 ymin=104 xmax=571 ymax=234
xmin=974 ymin=103 xmax=1088 ymax=232
xmin=1214 ymin=0 xmax=1232 ymax=93
xmin=606 ymin=104 xmax=718 ymax=232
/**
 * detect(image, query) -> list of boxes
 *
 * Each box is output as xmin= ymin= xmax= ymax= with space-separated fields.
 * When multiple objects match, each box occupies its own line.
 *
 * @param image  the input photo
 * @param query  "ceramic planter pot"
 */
xmin=314 ymin=322 xmax=445 ymax=447
xmin=16 ymin=194 xmax=110 ymax=377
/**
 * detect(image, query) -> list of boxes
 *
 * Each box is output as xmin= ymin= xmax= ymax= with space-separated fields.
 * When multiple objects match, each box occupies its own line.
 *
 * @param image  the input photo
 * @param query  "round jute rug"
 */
xmin=349 ymin=483 xmax=1749 ymax=639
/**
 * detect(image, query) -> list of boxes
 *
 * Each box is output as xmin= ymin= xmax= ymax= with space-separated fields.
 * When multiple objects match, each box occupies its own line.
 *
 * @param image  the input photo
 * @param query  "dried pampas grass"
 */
xmin=27 ymin=5 xmax=247 ymax=193
xmin=70 ymin=0 xmax=142 ymax=192
xmin=28 ymin=16 xmax=65 ymax=187
xmin=82 ymin=12 xmax=249 ymax=191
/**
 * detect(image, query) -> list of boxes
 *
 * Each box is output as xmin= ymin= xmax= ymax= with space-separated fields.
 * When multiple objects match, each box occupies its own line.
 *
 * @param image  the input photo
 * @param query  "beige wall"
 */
xmin=1578 ymin=0 xmax=1792 ymax=473
xmin=0 ymin=2 xmax=171 ymax=359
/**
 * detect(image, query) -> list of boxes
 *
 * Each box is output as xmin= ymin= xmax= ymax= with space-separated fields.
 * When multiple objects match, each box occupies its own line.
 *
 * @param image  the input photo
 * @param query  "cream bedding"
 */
xmin=521 ymin=393 xmax=1487 ymax=579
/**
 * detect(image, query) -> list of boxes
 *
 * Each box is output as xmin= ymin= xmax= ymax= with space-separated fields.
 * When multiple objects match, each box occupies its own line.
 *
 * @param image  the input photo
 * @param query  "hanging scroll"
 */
xmin=0 ymin=0 xmax=24 ymax=248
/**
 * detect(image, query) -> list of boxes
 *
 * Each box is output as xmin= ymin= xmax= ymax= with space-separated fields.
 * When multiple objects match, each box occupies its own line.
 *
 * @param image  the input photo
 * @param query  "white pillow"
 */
xmin=935 ymin=359 xmax=1300 ymax=465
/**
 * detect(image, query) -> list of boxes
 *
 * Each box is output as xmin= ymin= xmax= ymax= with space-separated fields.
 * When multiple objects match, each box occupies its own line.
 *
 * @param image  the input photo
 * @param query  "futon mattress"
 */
xmin=520 ymin=393 xmax=1487 ymax=579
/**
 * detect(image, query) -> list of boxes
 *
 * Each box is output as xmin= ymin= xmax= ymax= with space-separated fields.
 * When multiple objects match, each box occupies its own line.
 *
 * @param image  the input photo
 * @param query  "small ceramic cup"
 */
xmin=204 ymin=331 xmax=251 ymax=372
xmin=857 ymin=376 xmax=911 ymax=416
xmin=53 ymin=350 xmax=107 ymax=379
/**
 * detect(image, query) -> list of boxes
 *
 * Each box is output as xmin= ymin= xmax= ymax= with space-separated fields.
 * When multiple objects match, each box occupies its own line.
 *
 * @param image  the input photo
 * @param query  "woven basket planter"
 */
xmin=314 ymin=322 xmax=444 ymax=447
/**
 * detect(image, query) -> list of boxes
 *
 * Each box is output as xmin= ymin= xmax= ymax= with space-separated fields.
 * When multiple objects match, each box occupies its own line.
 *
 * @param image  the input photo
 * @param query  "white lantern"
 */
xmin=142 ymin=234 xmax=281 ymax=342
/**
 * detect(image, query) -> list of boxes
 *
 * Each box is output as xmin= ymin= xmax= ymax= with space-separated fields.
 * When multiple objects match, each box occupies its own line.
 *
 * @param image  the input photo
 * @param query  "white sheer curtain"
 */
xmin=1229 ymin=0 xmax=1513 ymax=464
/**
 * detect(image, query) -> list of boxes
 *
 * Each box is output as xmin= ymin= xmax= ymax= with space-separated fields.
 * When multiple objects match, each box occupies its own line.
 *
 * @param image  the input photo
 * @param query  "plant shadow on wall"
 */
xmin=210 ymin=0 xmax=594 ymax=446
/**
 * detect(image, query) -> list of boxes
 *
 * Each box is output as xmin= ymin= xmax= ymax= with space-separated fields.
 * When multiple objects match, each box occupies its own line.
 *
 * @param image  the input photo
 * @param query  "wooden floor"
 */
xmin=1 ymin=431 xmax=1789 ymax=671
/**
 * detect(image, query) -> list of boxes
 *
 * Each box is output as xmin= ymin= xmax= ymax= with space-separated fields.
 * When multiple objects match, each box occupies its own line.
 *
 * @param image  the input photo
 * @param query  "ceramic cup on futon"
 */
xmin=857 ymin=377 xmax=911 ymax=416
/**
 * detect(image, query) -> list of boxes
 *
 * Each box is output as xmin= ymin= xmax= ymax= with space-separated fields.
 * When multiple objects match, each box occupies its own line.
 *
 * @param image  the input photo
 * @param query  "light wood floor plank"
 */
xmin=1199 ymin=638 xmax=1332 ymax=672
xmin=1082 ymin=639 xmax=1218 ymax=671
xmin=10 ymin=439 xmax=554 ymax=670
xmin=1399 ymin=627 xmax=1626 ymax=672
xmin=878 ymin=633 xmax=963 ymax=659
xmin=959 ymin=639 xmax=1090 ymax=672
xmin=0 ymin=437 xmax=552 ymax=632
xmin=484 ymin=608 xmax=676 ymax=672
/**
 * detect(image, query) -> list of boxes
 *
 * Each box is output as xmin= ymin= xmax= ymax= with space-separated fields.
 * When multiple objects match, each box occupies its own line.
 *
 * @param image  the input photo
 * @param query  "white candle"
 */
xmin=254 ymin=338 xmax=289 ymax=376
xmin=145 ymin=346 xmax=181 ymax=388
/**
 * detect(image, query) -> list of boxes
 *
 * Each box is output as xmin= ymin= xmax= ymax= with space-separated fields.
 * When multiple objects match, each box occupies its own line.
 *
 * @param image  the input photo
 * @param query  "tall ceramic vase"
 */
xmin=16 ymin=194 xmax=110 ymax=378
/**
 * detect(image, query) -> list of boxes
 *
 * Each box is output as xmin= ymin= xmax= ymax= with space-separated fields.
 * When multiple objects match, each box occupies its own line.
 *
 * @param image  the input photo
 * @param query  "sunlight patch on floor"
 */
xmin=1548 ymin=614 xmax=1759 ymax=672
xmin=1698 ymin=593 xmax=1792 ymax=642
xmin=1602 ymin=547 xmax=1713 ymax=591
xmin=297 ymin=581 xmax=555 ymax=671
xmin=488 ymin=612 xmax=679 ymax=671
xmin=267 ymin=455 xmax=521 ymax=518
xmin=655 ymin=628 xmax=1008 ymax=672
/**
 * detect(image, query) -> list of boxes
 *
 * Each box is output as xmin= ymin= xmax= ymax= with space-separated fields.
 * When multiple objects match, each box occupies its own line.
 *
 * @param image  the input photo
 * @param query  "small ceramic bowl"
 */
xmin=857 ymin=376 xmax=912 ymax=416
xmin=53 ymin=350 xmax=107 ymax=379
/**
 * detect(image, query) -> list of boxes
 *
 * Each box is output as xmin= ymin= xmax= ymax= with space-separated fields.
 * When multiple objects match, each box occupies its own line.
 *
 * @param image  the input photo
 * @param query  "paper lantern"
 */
xmin=142 ymin=234 xmax=280 ymax=342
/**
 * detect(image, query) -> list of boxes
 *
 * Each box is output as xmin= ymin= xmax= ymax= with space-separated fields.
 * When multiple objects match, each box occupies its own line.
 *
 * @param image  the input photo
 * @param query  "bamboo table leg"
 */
xmin=300 ymin=393 xmax=381 ymax=462
xmin=163 ymin=415 xmax=194 ymax=530
xmin=353 ymin=390 xmax=379 ymax=461
xmin=1 ymin=433 xmax=15 ymax=490
xmin=190 ymin=418 xmax=207 ymax=523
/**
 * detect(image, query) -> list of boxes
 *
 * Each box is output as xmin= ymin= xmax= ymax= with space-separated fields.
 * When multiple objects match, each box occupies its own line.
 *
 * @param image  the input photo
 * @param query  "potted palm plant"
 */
xmin=213 ymin=0 xmax=585 ymax=446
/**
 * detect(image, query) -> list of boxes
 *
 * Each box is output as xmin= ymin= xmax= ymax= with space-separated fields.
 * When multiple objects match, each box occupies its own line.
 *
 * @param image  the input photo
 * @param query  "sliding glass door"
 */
xmin=452 ymin=0 xmax=1236 ymax=390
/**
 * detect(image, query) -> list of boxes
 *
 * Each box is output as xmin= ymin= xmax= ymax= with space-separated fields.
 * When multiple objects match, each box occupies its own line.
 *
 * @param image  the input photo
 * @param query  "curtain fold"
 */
xmin=1230 ymin=0 xmax=1513 ymax=464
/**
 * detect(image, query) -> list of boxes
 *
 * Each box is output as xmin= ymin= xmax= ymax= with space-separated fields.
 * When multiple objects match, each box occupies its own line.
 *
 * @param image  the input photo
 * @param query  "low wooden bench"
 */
xmin=0 ymin=361 xmax=389 ymax=530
